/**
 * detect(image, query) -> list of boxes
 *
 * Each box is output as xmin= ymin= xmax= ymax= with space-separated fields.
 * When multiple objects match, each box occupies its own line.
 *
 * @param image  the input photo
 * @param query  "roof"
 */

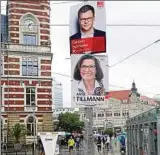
xmin=140 ymin=95 xmax=158 ymax=106
xmin=109 ymin=90 xmax=131 ymax=101
xmin=109 ymin=90 xmax=157 ymax=106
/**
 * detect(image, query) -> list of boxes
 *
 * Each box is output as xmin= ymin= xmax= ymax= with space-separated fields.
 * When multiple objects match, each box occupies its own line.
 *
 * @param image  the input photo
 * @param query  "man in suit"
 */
xmin=70 ymin=4 xmax=106 ymax=39
xmin=70 ymin=4 xmax=106 ymax=53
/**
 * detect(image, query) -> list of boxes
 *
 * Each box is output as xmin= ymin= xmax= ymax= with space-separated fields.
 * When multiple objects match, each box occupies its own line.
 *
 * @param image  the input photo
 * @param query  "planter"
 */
xmin=14 ymin=143 xmax=22 ymax=151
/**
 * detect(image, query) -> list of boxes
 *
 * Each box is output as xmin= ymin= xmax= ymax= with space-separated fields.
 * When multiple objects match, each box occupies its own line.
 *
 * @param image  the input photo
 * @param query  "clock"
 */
xmin=24 ymin=19 xmax=36 ymax=31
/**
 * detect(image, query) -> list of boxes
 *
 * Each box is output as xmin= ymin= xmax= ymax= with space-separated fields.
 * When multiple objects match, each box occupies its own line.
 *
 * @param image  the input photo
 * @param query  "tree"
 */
xmin=104 ymin=128 xmax=114 ymax=137
xmin=10 ymin=123 xmax=27 ymax=143
xmin=58 ymin=112 xmax=84 ymax=133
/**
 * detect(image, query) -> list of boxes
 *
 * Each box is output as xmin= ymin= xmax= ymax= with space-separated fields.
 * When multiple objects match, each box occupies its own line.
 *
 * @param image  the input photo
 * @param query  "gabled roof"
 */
xmin=109 ymin=90 xmax=131 ymax=101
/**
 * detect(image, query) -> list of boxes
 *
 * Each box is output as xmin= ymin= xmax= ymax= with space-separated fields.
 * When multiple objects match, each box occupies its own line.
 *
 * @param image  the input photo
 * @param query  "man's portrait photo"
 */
xmin=69 ymin=2 xmax=106 ymax=54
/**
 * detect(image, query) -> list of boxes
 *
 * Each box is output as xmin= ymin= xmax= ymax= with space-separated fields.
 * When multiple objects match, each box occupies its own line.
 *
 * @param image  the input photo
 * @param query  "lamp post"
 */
xmin=31 ymin=102 xmax=36 ymax=155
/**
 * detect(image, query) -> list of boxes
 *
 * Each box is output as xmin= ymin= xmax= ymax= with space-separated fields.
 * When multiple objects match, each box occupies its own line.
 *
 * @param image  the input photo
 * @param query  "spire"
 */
xmin=131 ymin=80 xmax=137 ymax=93
xmin=129 ymin=80 xmax=140 ymax=98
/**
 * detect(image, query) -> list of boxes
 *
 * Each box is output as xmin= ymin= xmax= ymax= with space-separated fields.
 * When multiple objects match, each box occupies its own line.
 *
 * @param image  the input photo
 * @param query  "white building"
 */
xmin=53 ymin=78 xmax=63 ymax=109
xmin=79 ymin=82 xmax=157 ymax=133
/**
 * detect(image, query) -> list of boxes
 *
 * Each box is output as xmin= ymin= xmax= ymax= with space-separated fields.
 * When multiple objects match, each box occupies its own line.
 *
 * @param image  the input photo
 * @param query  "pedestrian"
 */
xmin=105 ymin=135 xmax=110 ymax=150
xmin=120 ymin=135 xmax=126 ymax=153
xmin=97 ymin=136 xmax=102 ymax=152
xmin=102 ymin=137 xmax=106 ymax=148
xmin=39 ymin=139 xmax=45 ymax=155
xmin=75 ymin=136 xmax=81 ymax=150
xmin=68 ymin=136 xmax=75 ymax=155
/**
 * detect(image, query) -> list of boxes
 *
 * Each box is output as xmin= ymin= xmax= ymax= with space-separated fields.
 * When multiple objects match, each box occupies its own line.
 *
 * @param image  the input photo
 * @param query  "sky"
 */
xmin=2 ymin=1 xmax=160 ymax=107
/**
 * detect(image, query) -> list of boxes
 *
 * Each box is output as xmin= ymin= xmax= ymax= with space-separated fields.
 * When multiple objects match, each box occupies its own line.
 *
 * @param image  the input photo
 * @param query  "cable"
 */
xmin=50 ymin=1 xmax=81 ymax=5
xmin=53 ymin=72 xmax=71 ymax=77
xmin=110 ymin=39 xmax=160 ymax=68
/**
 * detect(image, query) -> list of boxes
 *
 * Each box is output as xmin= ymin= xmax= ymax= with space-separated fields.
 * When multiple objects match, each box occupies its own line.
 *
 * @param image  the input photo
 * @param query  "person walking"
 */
xmin=75 ymin=136 xmax=81 ymax=151
xmin=102 ymin=137 xmax=106 ymax=148
xmin=97 ymin=136 xmax=102 ymax=152
xmin=106 ymin=135 xmax=111 ymax=150
xmin=68 ymin=136 xmax=75 ymax=155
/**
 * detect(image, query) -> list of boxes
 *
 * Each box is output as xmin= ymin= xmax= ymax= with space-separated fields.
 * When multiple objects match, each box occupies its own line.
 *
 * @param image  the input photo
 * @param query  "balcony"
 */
xmin=1 ymin=43 xmax=51 ymax=53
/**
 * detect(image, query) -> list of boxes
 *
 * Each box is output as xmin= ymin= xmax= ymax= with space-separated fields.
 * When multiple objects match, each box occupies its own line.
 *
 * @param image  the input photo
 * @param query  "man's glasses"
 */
xmin=80 ymin=65 xmax=96 ymax=70
xmin=80 ymin=17 xmax=94 ymax=22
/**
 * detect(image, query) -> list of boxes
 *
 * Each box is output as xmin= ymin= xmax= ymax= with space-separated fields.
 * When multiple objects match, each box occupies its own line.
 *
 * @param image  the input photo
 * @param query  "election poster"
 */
xmin=69 ymin=1 xmax=106 ymax=54
xmin=71 ymin=54 xmax=109 ymax=106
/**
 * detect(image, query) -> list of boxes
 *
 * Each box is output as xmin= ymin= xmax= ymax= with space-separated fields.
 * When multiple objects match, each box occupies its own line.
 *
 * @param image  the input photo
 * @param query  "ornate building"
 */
xmin=1 ymin=0 xmax=53 ymax=143
xmin=79 ymin=82 xmax=157 ymax=134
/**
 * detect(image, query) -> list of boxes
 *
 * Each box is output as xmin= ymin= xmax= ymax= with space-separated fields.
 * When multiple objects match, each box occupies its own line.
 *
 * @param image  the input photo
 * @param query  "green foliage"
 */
xmin=58 ymin=112 xmax=84 ymax=132
xmin=10 ymin=123 xmax=27 ymax=143
xmin=104 ymin=128 xmax=114 ymax=137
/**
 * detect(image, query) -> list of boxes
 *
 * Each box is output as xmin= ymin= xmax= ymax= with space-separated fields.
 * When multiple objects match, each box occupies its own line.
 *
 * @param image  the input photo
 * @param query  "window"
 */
xmin=106 ymin=111 xmax=112 ymax=117
xmin=23 ymin=34 xmax=36 ymax=45
xmin=26 ymin=87 xmax=35 ymax=106
xmin=21 ymin=14 xmax=38 ymax=45
xmin=27 ymin=116 xmax=36 ymax=136
xmin=114 ymin=112 xmax=120 ymax=116
xmin=22 ymin=58 xmax=38 ymax=76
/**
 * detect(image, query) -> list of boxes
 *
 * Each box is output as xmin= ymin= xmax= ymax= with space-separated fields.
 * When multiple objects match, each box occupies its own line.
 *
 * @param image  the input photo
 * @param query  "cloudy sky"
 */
xmin=2 ymin=1 xmax=160 ymax=107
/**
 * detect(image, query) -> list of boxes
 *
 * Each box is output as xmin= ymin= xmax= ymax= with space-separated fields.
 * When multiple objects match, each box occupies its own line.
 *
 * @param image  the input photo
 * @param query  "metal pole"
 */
xmin=34 ymin=105 xmax=36 ymax=155
xmin=157 ymin=116 xmax=160 ymax=155
xmin=84 ymin=107 xmax=94 ymax=155
xmin=0 ymin=1 xmax=2 ymax=154
xmin=31 ymin=102 xmax=36 ymax=155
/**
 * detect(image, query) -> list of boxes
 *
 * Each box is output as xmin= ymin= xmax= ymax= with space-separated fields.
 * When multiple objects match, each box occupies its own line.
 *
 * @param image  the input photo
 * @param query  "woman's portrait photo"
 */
xmin=71 ymin=54 xmax=108 ymax=100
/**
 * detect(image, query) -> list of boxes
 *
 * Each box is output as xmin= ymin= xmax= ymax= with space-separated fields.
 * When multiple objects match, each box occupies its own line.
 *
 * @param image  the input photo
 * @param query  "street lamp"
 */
xmin=31 ymin=101 xmax=36 ymax=155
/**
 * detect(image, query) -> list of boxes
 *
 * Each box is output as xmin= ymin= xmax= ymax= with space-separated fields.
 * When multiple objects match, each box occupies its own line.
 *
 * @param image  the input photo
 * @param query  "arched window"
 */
xmin=26 ymin=116 xmax=36 ymax=136
xmin=20 ymin=14 xmax=39 ymax=45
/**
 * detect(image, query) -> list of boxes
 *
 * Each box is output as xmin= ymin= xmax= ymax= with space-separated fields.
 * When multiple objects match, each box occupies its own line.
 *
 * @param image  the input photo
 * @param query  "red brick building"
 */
xmin=1 ymin=0 xmax=53 ymax=143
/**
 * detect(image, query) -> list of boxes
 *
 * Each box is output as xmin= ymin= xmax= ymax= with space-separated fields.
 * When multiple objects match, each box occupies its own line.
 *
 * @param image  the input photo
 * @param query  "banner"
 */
xmin=38 ymin=132 xmax=58 ymax=155
xmin=71 ymin=54 xmax=108 ymax=106
xmin=69 ymin=1 xmax=106 ymax=54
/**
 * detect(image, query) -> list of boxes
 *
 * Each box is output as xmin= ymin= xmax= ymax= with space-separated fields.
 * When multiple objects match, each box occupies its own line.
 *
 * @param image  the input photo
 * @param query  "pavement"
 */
xmin=1 ymin=140 xmax=122 ymax=155
xmin=59 ymin=139 xmax=122 ymax=155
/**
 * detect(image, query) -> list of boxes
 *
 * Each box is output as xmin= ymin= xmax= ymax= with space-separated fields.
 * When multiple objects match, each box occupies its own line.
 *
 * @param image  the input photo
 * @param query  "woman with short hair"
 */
xmin=73 ymin=54 xmax=106 ymax=96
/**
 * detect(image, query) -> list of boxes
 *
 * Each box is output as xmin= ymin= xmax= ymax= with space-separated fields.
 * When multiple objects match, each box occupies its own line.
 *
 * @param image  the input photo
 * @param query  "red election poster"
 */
xmin=69 ymin=1 xmax=106 ymax=54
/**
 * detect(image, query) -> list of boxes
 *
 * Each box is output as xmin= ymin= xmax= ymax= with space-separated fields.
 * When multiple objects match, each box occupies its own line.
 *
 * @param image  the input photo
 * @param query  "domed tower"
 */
xmin=129 ymin=81 xmax=140 ymax=103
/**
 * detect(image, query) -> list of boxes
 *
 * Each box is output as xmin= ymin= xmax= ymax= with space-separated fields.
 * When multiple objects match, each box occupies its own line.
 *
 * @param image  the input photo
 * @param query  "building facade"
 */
xmin=79 ymin=82 xmax=157 ymax=133
xmin=53 ymin=78 xmax=63 ymax=109
xmin=1 ymin=0 xmax=53 ymax=143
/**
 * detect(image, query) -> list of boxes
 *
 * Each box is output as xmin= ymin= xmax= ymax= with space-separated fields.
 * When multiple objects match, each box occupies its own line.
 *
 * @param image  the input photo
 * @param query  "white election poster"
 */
xmin=38 ymin=132 xmax=58 ymax=155
xmin=71 ymin=54 xmax=109 ymax=107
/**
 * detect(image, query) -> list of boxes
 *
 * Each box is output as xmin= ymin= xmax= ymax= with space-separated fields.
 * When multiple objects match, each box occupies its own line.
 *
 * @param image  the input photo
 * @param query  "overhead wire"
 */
xmin=109 ymin=39 xmax=160 ymax=68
